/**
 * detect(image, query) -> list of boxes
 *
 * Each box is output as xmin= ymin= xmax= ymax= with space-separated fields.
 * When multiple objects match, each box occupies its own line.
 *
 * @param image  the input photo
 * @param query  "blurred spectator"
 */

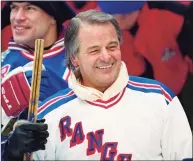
xmin=177 ymin=2 xmax=193 ymax=131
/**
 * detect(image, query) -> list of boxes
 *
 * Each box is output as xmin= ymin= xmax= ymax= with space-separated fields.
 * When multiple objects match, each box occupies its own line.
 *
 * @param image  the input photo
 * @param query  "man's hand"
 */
xmin=3 ymin=120 xmax=49 ymax=161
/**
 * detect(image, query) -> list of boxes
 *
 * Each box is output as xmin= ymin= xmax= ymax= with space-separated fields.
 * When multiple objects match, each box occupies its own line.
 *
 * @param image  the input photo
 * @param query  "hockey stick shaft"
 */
xmin=24 ymin=39 xmax=44 ymax=161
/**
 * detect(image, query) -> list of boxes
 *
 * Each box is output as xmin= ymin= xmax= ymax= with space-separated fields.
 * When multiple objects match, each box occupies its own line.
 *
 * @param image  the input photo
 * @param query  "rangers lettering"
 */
xmin=100 ymin=142 xmax=118 ymax=161
xmin=59 ymin=116 xmax=73 ymax=141
xmin=87 ymin=129 xmax=104 ymax=155
xmin=59 ymin=116 xmax=132 ymax=160
xmin=70 ymin=122 xmax=85 ymax=147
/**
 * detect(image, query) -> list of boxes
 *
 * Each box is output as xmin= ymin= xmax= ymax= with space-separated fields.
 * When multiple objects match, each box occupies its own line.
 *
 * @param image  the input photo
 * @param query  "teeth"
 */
xmin=15 ymin=26 xmax=25 ymax=30
xmin=97 ymin=64 xmax=112 ymax=69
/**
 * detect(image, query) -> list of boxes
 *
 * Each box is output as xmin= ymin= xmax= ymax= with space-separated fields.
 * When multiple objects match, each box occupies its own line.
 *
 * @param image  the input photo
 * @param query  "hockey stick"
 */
xmin=24 ymin=39 xmax=44 ymax=161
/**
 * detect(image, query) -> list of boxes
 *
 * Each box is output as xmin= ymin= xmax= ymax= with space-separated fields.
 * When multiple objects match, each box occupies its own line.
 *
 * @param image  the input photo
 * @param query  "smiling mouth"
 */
xmin=14 ymin=26 xmax=30 ymax=30
xmin=96 ymin=63 xmax=114 ymax=69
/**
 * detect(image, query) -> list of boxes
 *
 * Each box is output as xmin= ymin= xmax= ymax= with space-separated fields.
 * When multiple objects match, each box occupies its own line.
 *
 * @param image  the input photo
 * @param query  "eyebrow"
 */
xmin=86 ymin=40 xmax=119 ymax=52
xmin=107 ymin=41 xmax=119 ymax=46
xmin=87 ymin=45 xmax=100 ymax=52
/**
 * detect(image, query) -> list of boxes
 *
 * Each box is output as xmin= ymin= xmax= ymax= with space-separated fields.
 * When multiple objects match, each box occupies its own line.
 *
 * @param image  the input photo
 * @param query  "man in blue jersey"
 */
xmin=1 ymin=1 xmax=74 ymax=124
xmin=1 ymin=1 xmax=75 ymax=158
xmin=3 ymin=10 xmax=192 ymax=161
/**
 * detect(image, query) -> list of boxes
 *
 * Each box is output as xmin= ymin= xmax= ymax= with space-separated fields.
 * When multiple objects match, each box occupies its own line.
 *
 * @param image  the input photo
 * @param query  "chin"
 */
xmin=14 ymin=37 xmax=25 ymax=43
xmin=14 ymin=37 xmax=31 ymax=46
xmin=101 ymin=77 xmax=117 ymax=86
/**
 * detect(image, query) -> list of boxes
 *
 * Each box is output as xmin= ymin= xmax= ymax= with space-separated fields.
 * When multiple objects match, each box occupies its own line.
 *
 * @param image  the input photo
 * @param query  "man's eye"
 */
xmin=26 ymin=6 xmax=35 ymax=10
xmin=27 ymin=6 xmax=32 ymax=10
xmin=10 ymin=5 xmax=16 ymax=10
xmin=108 ymin=46 xmax=116 ymax=51
xmin=89 ymin=50 xmax=99 ymax=55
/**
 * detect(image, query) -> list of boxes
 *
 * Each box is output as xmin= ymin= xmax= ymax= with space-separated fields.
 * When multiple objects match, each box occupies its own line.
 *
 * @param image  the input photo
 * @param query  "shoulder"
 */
xmin=127 ymin=75 xmax=175 ymax=104
xmin=37 ymin=88 xmax=77 ymax=119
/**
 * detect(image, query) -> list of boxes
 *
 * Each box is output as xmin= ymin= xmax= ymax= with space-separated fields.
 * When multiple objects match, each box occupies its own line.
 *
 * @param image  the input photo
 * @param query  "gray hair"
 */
xmin=64 ymin=9 xmax=123 ymax=70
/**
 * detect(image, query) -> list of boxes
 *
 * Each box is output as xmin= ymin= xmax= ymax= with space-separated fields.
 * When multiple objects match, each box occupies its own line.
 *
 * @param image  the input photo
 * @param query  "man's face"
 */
xmin=72 ymin=22 xmax=122 ymax=92
xmin=10 ymin=2 xmax=55 ymax=47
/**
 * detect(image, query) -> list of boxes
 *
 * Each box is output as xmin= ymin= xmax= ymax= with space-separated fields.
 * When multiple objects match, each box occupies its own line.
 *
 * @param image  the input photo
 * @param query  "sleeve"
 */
xmin=161 ymin=96 xmax=192 ymax=160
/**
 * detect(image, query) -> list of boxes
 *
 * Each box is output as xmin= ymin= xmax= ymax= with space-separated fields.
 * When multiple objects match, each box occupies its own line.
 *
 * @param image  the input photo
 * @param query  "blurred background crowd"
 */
xmin=1 ymin=1 xmax=193 ymax=130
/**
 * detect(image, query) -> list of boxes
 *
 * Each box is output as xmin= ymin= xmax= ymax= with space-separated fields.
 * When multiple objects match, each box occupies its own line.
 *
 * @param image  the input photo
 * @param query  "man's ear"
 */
xmin=70 ymin=56 xmax=79 ymax=67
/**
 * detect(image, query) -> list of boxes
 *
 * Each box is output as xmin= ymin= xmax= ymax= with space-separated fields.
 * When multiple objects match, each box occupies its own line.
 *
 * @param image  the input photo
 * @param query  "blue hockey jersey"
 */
xmin=1 ymin=37 xmax=70 ymax=126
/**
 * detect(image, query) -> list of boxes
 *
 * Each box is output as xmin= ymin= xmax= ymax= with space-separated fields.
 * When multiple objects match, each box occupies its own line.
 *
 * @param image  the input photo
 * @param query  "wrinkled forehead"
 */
xmin=78 ymin=22 xmax=119 ymax=45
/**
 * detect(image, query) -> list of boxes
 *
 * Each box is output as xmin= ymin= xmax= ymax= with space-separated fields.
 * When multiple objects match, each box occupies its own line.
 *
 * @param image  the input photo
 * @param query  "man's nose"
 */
xmin=100 ymin=48 xmax=111 ymax=62
xmin=14 ymin=8 xmax=26 ymax=21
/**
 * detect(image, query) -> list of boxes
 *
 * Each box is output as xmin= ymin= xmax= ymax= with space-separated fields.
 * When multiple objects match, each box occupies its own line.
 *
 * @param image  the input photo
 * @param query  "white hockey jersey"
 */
xmin=34 ymin=62 xmax=192 ymax=160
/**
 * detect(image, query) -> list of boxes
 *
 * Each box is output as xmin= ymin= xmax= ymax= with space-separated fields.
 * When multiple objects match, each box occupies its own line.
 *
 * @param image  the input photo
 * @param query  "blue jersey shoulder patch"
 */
xmin=37 ymin=88 xmax=77 ymax=119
